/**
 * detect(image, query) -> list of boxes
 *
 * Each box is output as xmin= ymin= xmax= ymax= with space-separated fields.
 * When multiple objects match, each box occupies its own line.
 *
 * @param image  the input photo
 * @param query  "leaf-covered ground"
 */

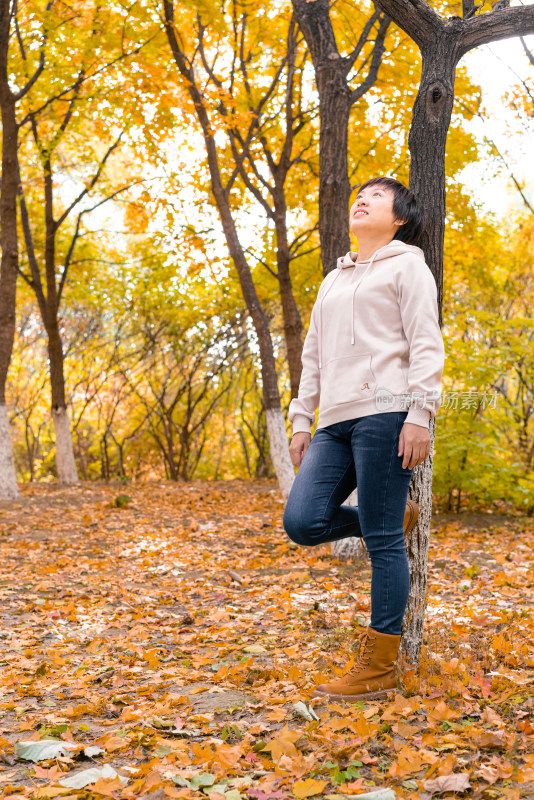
xmin=0 ymin=481 xmax=533 ymax=800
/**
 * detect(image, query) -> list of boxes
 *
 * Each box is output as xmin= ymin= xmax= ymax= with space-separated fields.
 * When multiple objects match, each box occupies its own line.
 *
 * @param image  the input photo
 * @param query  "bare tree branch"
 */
xmin=351 ymin=13 xmax=390 ymax=103
xmin=520 ymin=35 xmax=534 ymax=66
xmin=55 ymin=131 xmax=124 ymax=228
xmin=12 ymin=0 xmax=53 ymax=102
xmin=345 ymin=8 xmax=383 ymax=70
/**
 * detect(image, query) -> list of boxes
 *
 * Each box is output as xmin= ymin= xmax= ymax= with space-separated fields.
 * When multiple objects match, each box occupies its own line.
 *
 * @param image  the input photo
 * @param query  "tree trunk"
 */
xmin=213 ymin=203 xmax=295 ymax=498
xmin=401 ymin=420 xmax=435 ymax=665
xmin=25 ymin=417 xmax=36 ymax=482
xmin=47 ymin=318 xmax=79 ymax=484
xmin=0 ymin=9 xmax=20 ymax=500
xmin=273 ymin=197 xmax=303 ymax=397
xmin=0 ymin=405 xmax=18 ymax=499
xmin=407 ymin=42 xmax=459 ymax=320
xmin=43 ymin=159 xmax=79 ymax=484
xmin=399 ymin=45 xmax=457 ymax=664
xmin=265 ymin=408 xmax=296 ymax=501
xmin=316 ymin=77 xmax=352 ymax=276
xmin=51 ymin=408 xmax=78 ymax=483
xmin=290 ymin=0 xmax=352 ymax=275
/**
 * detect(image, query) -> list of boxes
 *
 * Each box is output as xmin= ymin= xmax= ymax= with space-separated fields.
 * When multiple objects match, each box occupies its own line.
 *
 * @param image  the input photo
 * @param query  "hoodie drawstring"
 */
xmin=316 ymin=241 xmax=424 ymax=370
xmin=318 ymin=269 xmax=342 ymax=369
xmin=350 ymin=251 xmax=378 ymax=345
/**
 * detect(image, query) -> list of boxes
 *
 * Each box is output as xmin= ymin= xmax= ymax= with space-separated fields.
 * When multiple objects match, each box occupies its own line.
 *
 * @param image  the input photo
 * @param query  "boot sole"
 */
xmin=311 ymin=687 xmax=397 ymax=702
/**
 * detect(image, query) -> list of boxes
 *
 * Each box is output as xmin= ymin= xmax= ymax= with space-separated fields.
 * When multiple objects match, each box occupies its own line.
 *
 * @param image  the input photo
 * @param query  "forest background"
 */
xmin=2 ymin=0 xmax=534 ymax=514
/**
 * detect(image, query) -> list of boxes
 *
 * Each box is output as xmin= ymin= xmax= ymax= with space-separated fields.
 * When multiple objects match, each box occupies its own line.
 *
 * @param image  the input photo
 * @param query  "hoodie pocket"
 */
xmin=320 ymin=353 xmax=377 ymax=411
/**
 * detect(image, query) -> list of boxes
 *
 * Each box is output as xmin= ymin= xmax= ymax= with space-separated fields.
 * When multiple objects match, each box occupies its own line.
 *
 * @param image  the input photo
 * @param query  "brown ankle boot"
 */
xmin=404 ymin=499 xmax=419 ymax=534
xmin=311 ymin=627 xmax=401 ymax=702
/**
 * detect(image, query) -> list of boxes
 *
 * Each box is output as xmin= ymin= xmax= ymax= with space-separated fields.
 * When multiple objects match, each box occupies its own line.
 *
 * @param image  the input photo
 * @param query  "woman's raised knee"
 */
xmin=283 ymin=504 xmax=318 ymax=546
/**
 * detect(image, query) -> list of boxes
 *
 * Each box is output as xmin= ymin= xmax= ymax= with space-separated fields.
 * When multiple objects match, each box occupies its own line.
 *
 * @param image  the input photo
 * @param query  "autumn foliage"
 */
xmin=0 ymin=482 xmax=533 ymax=798
xmin=0 ymin=0 xmax=529 ymax=511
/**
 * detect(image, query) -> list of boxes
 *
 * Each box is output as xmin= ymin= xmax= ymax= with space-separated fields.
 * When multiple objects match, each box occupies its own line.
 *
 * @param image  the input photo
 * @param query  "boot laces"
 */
xmin=348 ymin=630 xmax=377 ymax=673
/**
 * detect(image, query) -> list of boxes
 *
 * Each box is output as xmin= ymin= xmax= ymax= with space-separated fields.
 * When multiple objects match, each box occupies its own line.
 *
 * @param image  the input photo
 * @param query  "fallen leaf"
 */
xmin=59 ymin=764 xmax=127 ymax=789
xmin=14 ymin=740 xmax=79 ymax=762
xmin=292 ymin=778 xmax=328 ymax=798
xmin=423 ymin=773 xmax=471 ymax=794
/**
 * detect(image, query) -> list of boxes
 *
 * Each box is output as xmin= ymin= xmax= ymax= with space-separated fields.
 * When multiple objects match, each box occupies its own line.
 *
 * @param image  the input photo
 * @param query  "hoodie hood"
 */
xmin=337 ymin=239 xmax=425 ymax=269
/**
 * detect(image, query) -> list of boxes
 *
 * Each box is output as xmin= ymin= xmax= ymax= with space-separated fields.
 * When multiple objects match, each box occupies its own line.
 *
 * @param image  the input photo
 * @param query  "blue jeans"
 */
xmin=283 ymin=412 xmax=413 ymax=635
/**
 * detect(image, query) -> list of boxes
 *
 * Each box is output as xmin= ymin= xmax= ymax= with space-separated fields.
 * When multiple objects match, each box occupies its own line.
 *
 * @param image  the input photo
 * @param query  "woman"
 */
xmin=283 ymin=176 xmax=445 ymax=702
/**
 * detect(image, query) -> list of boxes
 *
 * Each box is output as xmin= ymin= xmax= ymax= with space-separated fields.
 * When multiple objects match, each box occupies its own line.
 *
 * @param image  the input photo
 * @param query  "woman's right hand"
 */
xmin=289 ymin=432 xmax=311 ymax=468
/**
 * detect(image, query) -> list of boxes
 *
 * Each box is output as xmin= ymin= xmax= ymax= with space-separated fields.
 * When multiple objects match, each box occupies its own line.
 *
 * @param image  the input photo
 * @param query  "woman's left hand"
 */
xmin=398 ymin=423 xmax=431 ymax=469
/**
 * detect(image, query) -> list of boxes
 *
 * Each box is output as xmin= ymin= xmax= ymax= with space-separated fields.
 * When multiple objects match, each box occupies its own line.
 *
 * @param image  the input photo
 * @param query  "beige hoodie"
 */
xmin=289 ymin=240 xmax=445 ymax=434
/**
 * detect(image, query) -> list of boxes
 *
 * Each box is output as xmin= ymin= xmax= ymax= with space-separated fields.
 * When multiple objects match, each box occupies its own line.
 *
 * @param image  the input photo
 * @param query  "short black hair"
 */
xmin=355 ymin=176 xmax=426 ymax=247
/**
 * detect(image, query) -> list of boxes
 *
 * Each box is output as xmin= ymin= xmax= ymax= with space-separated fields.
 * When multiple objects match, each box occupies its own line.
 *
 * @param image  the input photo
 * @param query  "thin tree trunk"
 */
xmin=43 ymin=161 xmax=79 ymax=484
xmin=238 ymin=427 xmax=252 ymax=479
xmin=0 ymin=7 xmax=20 ymax=500
xmin=401 ymin=419 xmax=435 ymax=666
xmin=52 ymin=408 xmax=78 ymax=483
xmin=25 ymin=417 xmax=36 ymax=482
xmin=47 ymin=320 xmax=78 ymax=483
xmin=290 ymin=0 xmax=352 ymax=274
xmin=273 ymin=197 xmax=303 ymax=398
xmin=401 ymin=45 xmax=457 ymax=664
xmin=212 ymin=202 xmax=294 ymax=497
xmin=0 ymin=405 xmax=18 ymax=498
xmin=101 ymin=435 xmax=110 ymax=480
xmin=265 ymin=408 xmax=296 ymax=501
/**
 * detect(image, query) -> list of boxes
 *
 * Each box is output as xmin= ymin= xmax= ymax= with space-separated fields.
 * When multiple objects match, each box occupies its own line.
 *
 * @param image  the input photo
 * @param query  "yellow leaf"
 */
xmin=394 ymin=720 xmax=420 ymax=738
xmin=292 ymin=778 xmax=328 ymax=798
xmin=427 ymin=700 xmax=460 ymax=726
xmin=263 ymin=725 xmax=300 ymax=761
xmin=91 ymin=777 xmax=123 ymax=797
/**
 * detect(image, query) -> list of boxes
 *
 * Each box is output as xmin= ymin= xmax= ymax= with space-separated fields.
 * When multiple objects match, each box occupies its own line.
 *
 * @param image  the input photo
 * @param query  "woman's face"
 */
xmin=349 ymin=185 xmax=403 ymax=239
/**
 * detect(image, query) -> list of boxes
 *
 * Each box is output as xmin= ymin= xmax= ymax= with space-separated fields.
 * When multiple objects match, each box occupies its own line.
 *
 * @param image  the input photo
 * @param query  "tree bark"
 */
xmin=52 ymin=408 xmax=78 ymax=483
xmin=401 ymin=419 xmax=435 ymax=666
xmin=0 ymin=2 xmax=20 ymax=499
